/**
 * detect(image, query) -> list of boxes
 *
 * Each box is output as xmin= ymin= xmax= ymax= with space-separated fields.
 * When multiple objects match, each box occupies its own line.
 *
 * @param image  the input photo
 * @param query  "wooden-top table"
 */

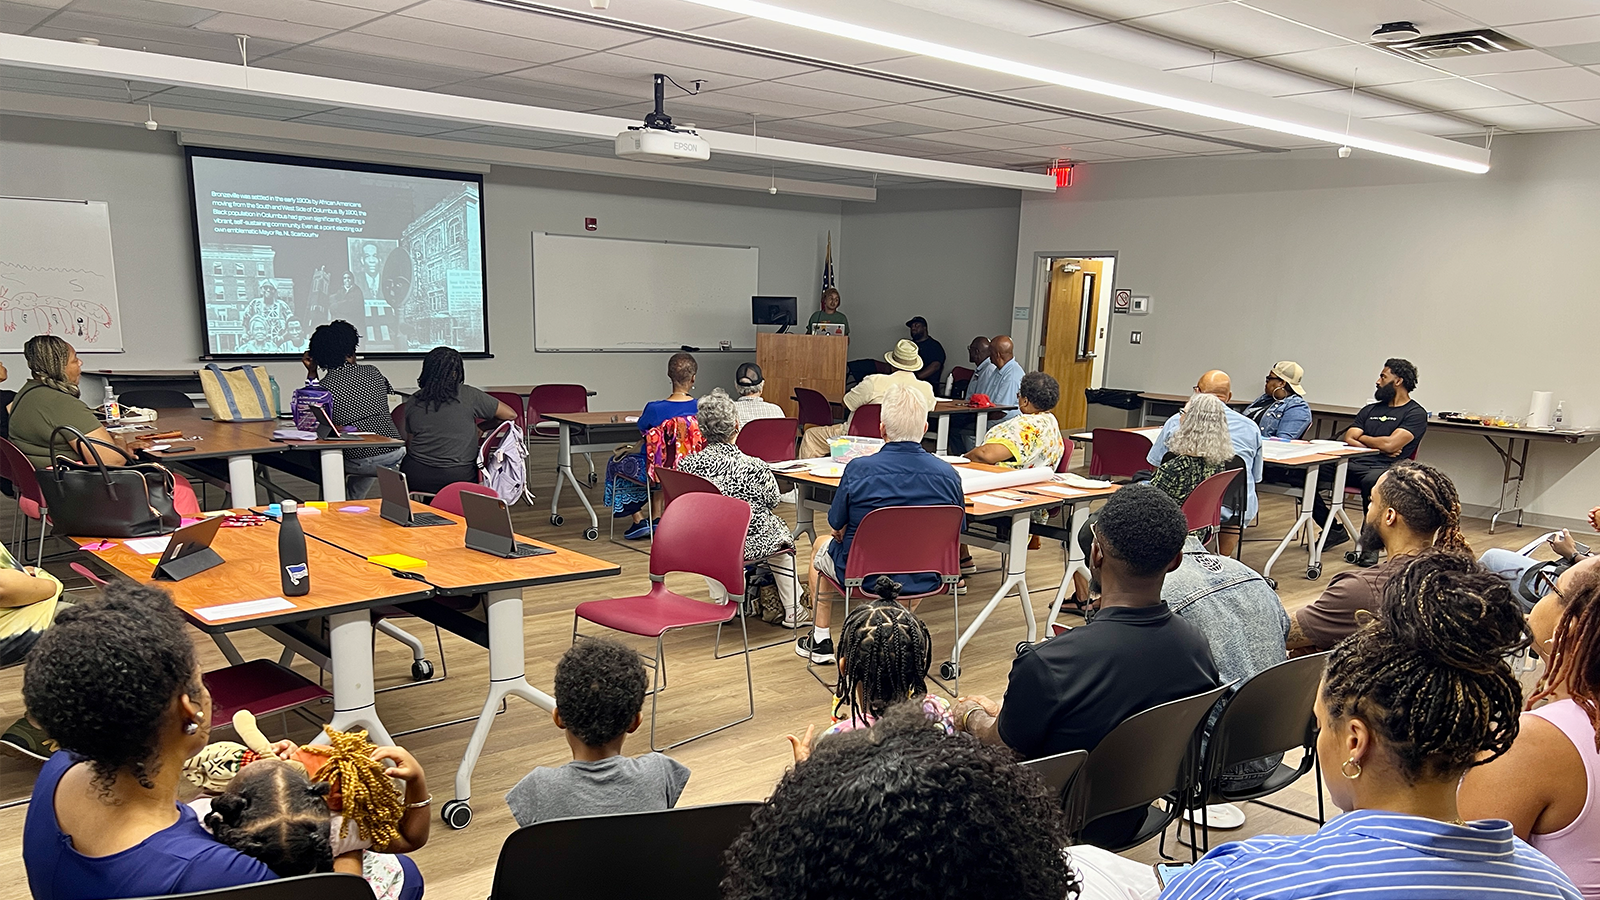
xmin=777 ymin=460 xmax=1116 ymax=689
xmin=797 ymin=390 xmax=1018 ymax=455
xmin=114 ymin=408 xmax=402 ymax=506
xmin=542 ymin=410 xmax=646 ymax=541
xmin=296 ymin=500 xmax=620 ymax=827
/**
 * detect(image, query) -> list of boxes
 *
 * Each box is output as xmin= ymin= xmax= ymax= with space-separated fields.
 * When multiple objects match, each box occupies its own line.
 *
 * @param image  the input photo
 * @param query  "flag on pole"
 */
xmin=822 ymin=232 xmax=836 ymax=292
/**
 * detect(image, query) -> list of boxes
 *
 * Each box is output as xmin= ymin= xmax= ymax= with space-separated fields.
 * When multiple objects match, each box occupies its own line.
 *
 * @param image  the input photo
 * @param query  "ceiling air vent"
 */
xmin=1378 ymin=29 xmax=1529 ymax=61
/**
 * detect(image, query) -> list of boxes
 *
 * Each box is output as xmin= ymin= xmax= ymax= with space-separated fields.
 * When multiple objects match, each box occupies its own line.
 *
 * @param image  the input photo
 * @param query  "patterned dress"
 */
xmin=978 ymin=412 xmax=1064 ymax=469
xmin=676 ymin=441 xmax=791 ymax=560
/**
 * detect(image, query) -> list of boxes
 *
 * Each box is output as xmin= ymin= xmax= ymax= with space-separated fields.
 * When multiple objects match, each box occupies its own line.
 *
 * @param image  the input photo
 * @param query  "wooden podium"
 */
xmin=757 ymin=332 xmax=847 ymax=418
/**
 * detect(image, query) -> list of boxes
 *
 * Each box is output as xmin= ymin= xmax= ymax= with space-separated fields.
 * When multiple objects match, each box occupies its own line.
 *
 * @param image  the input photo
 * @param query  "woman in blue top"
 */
xmin=1163 ymin=552 xmax=1579 ymax=900
xmin=1240 ymin=360 xmax=1311 ymax=440
xmin=21 ymin=583 xmax=291 ymax=899
xmin=603 ymin=352 xmax=700 ymax=540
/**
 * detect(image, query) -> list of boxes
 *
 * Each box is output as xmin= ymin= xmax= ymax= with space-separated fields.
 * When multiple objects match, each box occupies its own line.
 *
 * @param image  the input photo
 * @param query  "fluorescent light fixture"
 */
xmin=674 ymin=0 xmax=1491 ymax=173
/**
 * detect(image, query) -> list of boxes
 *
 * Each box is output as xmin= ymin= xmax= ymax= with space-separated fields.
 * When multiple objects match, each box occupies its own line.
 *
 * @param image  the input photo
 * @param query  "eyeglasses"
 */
xmin=1266 ymin=374 xmax=1284 ymax=383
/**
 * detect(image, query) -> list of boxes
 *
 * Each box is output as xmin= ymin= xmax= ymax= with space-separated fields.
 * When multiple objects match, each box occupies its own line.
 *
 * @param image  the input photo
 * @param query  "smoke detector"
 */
xmin=1371 ymin=22 xmax=1421 ymax=43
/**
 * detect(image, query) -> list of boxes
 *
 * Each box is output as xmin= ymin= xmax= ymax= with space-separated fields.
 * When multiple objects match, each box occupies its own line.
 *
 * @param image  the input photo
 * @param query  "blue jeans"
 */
xmin=1480 ymin=548 xmax=1549 ymax=611
xmin=345 ymin=446 xmax=406 ymax=500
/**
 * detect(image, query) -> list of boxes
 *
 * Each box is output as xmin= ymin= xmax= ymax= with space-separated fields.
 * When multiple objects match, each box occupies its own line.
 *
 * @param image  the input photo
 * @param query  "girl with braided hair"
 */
xmin=787 ymin=577 xmax=953 ymax=762
xmin=1165 ymin=551 xmax=1581 ymax=900
xmin=1461 ymin=555 xmax=1600 ymax=896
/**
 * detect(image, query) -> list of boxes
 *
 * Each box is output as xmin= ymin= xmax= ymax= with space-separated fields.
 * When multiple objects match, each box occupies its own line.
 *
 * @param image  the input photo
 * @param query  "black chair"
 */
xmin=1022 ymin=748 xmax=1088 ymax=802
xmin=1063 ymin=684 xmax=1231 ymax=853
xmin=119 ymin=389 xmax=195 ymax=409
xmin=1185 ymin=653 xmax=1329 ymax=855
xmin=130 ymin=873 xmax=373 ymax=900
xmin=491 ymin=801 xmax=759 ymax=900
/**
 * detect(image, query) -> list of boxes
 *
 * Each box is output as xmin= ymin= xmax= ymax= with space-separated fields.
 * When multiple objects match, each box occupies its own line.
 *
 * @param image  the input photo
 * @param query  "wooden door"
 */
xmin=1039 ymin=258 xmax=1103 ymax=433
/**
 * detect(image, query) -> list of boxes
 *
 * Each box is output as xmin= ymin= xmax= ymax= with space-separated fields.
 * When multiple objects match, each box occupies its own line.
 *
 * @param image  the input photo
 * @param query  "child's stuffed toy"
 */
xmin=184 ymin=710 xmax=406 ymax=846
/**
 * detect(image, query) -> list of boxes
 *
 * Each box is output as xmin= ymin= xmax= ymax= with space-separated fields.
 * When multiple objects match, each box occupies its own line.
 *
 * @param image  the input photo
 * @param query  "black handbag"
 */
xmin=37 ymin=425 xmax=181 ymax=538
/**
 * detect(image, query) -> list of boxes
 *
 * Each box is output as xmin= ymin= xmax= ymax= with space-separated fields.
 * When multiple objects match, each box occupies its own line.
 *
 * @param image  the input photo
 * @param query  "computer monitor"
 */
xmin=752 ymin=296 xmax=798 ymax=328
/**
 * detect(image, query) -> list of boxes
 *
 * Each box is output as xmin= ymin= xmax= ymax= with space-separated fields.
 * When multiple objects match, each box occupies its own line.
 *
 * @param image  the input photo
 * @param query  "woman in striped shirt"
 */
xmin=1163 ymin=551 xmax=1580 ymax=900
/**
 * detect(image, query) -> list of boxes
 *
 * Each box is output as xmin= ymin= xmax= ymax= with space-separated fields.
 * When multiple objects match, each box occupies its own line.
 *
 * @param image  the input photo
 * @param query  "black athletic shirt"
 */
xmin=1350 ymin=399 xmax=1428 ymax=461
xmin=914 ymin=336 xmax=946 ymax=383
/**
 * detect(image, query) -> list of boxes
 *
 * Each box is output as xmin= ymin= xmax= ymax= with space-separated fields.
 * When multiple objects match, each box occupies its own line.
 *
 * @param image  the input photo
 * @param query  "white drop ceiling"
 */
xmin=3 ymin=0 xmax=1599 ymax=189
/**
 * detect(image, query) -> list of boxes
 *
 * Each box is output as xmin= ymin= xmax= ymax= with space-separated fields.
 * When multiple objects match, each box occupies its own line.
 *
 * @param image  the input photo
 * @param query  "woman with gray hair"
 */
xmin=1149 ymin=392 xmax=1243 ymax=507
xmin=676 ymin=389 xmax=804 ymax=627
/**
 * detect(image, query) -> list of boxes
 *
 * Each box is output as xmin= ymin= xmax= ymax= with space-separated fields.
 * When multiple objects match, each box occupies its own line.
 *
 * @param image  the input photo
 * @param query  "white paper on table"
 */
xmin=194 ymin=597 xmax=295 ymax=622
xmin=123 ymin=535 xmax=173 ymax=555
xmin=971 ymin=493 xmax=1024 ymax=507
xmin=1056 ymin=473 xmax=1112 ymax=490
xmin=985 ymin=490 xmax=1032 ymax=501
xmin=1132 ymin=427 xmax=1163 ymax=438
xmin=1031 ymin=484 xmax=1088 ymax=497
xmin=958 ymin=466 xmax=1053 ymax=494
xmin=1262 ymin=442 xmax=1325 ymax=463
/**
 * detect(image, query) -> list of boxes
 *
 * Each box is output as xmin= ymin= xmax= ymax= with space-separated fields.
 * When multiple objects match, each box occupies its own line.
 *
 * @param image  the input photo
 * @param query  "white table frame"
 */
xmin=549 ymin=420 xmax=638 ymax=541
xmin=1259 ymin=454 xmax=1363 ymax=583
xmin=933 ymin=409 xmax=991 ymax=456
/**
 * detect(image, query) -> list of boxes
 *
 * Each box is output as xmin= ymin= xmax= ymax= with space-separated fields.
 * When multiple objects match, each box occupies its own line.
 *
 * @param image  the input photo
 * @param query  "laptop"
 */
xmin=376 ymin=466 xmax=456 ymax=527
xmin=311 ymin=403 xmax=364 ymax=442
xmin=152 ymin=515 xmax=225 ymax=581
xmin=460 ymin=490 xmax=553 ymax=559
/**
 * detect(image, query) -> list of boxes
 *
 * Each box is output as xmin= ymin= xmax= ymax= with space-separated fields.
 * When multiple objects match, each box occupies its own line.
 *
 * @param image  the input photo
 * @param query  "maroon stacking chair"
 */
xmin=0 ymin=437 xmax=49 ymax=566
xmin=390 ymin=403 xmax=408 ymax=442
xmin=528 ymin=383 xmax=597 ymax=484
xmin=947 ymin=365 xmax=976 ymax=398
xmin=1089 ymin=428 xmax=1154 ymax=481
xmin=573 ymin=493 xmax=755 ymax=750
xmin=486 ymin=391 xmax=527 ymax=431
xmin=655 ymin=467 xmax=720 ymax=507
xmin=847 ymin=403 xmax=882 ymax=438
xmin=735 ymin=417 xmax=799 ymax=462
xmin=815 ymin=505 xmax=965 ymax=689
xmin=430 ymin=481 xmax=497 ymax=516
xmin=1181 ymin=468 xmax=1245 ymax=552
xmin=794 ymin=387 xmax=835 ymax=431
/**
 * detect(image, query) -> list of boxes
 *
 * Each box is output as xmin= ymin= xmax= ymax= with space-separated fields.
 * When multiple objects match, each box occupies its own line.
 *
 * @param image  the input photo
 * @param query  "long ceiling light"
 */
xmin=672 ymin=0 xmax=1491 ymax=173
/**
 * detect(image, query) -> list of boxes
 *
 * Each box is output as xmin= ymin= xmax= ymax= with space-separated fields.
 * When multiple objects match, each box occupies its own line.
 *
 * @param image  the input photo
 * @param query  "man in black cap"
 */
xmin=905 ymin=316 xmax=946 ymax=387
xmin=732 ymin=361 xmax=784 ymax=427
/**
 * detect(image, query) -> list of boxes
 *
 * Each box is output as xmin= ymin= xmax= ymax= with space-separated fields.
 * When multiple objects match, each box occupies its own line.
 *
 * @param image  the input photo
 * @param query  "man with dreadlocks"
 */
xmin=400 ymin=345 xmax=518 ymax=494
xmin=1461 ymin=554 xmax=1600 ymax=896
xmin=1288 ymin=460 xmax=1471 ymax=655
xmin=1164 ymin=551 xmax=1580 ymax=900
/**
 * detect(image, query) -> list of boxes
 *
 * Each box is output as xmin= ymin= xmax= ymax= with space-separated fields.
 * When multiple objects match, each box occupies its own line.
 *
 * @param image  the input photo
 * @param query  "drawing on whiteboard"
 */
xmin=0 ymin=281 xmax=116 ymax=343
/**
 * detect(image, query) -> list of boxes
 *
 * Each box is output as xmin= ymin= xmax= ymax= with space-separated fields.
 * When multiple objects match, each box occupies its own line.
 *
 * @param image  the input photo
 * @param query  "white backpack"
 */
xmin=477 ymin=421 xmax=533 ymax=506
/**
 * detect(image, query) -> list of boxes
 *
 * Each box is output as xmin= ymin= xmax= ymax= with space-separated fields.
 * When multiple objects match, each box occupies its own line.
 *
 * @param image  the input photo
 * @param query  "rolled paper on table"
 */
xmin=1528 ymin=391 xmax=1554 ymax=429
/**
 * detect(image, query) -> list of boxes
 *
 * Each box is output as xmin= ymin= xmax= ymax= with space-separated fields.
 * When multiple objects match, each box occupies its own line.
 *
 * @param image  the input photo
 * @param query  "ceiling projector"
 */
xmin=615 ymin=74 xmax=710 ymax=163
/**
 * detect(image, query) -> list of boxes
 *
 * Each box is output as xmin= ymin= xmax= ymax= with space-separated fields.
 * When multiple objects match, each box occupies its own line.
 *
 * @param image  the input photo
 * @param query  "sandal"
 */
xmin=959 ymin=555 xmax=977 ymax=575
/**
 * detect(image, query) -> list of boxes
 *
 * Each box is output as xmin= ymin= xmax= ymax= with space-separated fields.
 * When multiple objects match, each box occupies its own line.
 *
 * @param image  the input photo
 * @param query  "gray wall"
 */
xmin=1014 ymin=130 xmax=1600 ymax=524
xmin=839 ymin=187 xmax=1022 ymax=373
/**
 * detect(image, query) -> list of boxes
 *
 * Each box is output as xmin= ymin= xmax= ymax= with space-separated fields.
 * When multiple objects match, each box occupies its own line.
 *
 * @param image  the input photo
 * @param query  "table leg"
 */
xmin=549 ymin=422 xmax=599 ymax=537
xmin=226 ymin=455 xmax=257 ymax=509
xmin=1315 ymin=459 xmax=1360 ymax=561
xmin=791 ymin=481 xmax=819 ymax=546
xmin=1263 ymin=465 xmax=1318 ymax=582
xmin=319 ymin=449 xmax=346 ymax=503
xmin=323 ymin=610 xmax=391 ymax=745
xmin=1487 ymin=436 xmax=1530 ymax=533
xmin=1046 ymin=500 xmax=1092 ymax=632
xmin=936 ymin=414 xmax=950 ymax=455
xmin=950 ymin=512 xmax=1033 ymax=685
xmin=975 ymin=411 xmax=991 ymax=445
xmin=447 ymin=589 xmax=553 ymax=829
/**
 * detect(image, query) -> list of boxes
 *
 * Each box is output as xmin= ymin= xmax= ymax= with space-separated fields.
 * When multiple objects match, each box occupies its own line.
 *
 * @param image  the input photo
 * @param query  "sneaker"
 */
xmin=781 ymin=606 xmax=813 ymax=629
xmin=0 ymin=716 xmax=54 ymax=763
xmin=622 ymin=519 xmax=653 ymax=540
xmin=795 ymin=633 xmax=835 ymax=664
xmin=1347 ymin=548 xmax=1381 ymax=568
xmin=1322 ymin=524 xmax=1350 ymax=549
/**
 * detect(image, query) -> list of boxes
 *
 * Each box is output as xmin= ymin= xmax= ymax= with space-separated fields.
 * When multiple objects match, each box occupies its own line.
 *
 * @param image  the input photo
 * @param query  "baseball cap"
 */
xmin=905 ymin=316 xmax=928 ymax=328
xmin=1271 ymin=361 xmax=1305 ymax=396
xmin=735 ymin=362 xmax=763 ymax=387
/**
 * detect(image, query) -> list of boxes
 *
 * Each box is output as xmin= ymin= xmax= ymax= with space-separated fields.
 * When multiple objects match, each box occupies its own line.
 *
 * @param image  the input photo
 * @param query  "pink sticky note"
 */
xmin=340 ymin=505 xmax=370 ymax=513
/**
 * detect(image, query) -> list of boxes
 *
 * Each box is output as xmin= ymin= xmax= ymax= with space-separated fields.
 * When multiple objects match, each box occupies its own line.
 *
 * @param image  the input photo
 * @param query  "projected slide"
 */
xmin=187 ymin=149 xmax=487 ymax=357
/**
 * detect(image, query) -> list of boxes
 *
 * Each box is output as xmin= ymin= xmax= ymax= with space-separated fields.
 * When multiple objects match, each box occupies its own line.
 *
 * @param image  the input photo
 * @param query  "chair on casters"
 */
xmin=794 ymin=387 xmax=835 ymax=430
xmin=1180 ymin=468 xmax=1244 ymax=552
xmin=118 ymin=389 xmax=194 ymax=409
xmin=490 ymin=802 xmax=760 ymax=900
xmin=736 ymin=417 xmax=799 ymax=462
xmin=1183 ymin=653 xmax=1329 ymax=858
xmin=573 ymin=493 xmax=755 ymax=750
xmin=812 ymin=505 xmax=964 ymax=690
xmin=127 ymin=874 xmax=372 ymax=900
xmin=846 ymin=403 xmax=881 ymax=438
xmin=1088 ymin=429 xmax=1153 ymax=481
xmin=1063 ymin=684 xmax=1231 ymax=853
xmin=528 ymin=383 xmax=597 ymax=484
xmin=656 ymin=467 xmax=800 ymax=655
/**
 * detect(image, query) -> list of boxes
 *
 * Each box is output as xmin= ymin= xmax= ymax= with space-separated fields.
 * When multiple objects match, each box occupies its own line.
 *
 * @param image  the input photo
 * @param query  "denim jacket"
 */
xmin=1243 ymin=392 xmax=1312 ymax=439
xmin=1163 ymin=538 xmax=1291 ymax=787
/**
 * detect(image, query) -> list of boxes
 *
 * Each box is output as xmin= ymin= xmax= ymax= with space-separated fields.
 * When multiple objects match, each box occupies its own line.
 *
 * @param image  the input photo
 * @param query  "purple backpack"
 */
xmin=292 ymin=379 xmax=333 ymax=431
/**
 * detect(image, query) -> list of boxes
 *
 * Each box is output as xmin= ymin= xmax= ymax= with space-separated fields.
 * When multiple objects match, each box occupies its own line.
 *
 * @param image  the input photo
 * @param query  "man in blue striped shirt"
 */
xmin=1162 ymin=552 xmax=1579 ymax=900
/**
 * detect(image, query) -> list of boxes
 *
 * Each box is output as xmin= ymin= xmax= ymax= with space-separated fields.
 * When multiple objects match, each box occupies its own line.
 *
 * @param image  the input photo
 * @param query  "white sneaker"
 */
xmin=778 ymin=489 xmax=798 ymax=503
xmin=1179 ymin=803 xmax=1247 ymax=830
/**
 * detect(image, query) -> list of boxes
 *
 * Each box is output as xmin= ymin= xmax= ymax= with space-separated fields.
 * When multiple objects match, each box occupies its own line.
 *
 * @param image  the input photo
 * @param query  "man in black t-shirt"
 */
xmin=905 ymin=316 xmax=946 ymax=386
xmin=952 ymin=485 xmax=1220 ymax=845
xmin=1317 ymin=358 xmax=1428 ymax=563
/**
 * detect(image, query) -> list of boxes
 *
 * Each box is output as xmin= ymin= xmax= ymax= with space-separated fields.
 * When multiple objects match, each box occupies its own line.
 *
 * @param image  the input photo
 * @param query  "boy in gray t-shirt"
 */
xmin=505 ymin=637 xmax=690 ymax=827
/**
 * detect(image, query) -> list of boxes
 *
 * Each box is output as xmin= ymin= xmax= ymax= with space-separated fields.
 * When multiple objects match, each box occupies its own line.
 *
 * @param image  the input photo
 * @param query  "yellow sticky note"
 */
xmin=368 ymin=553 xmax=426 ymax=570
xmin=147 ymin=558 xmax=162 ymax=565
xmin=306 ymin=501 xmax=329 ymax=509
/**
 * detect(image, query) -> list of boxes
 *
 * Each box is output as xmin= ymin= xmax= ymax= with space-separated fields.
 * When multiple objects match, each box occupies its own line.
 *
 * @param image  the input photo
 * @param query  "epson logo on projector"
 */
xmin=615 ymin=128 xmax=710 ymax=163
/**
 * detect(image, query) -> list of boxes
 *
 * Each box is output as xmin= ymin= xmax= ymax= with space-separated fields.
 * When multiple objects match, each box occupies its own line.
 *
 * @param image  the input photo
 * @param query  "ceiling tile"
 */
xmin=1548 ymin=98 xmax=1600 ymax=123
xmin=775 ymin=68 xmax=951 ymax=104
xmin=1474 ymin=65 xmax=1600 ymax=102
xmin=1034 ymin=22 xmax=1218 ymax=69
xmin=1376 ymin=74 xmax=1523 ymax=110
xmin=5 ymin=0 xmax=69 ymax=8
xmin=606 ymin=37 xmax=818 ymax=80
xmin=261 ymin=48 xmax=480 ymax=89
xmin=664 ymin=91 xmax=834 ymax=121
xmin=710 ymin=79 xmax=883 ymax=113
xmin=963 ymin=121 xmax=1101 ymax=143
xmin=687 ymin=17 xmax=902 ymax=65
xmin=1278 ymin=86 xmax=1430 ymax=118
xmin=1548 ymin=41 xmax=1600 ymax=67
xmin=864 ymin=55 xmax=1047 ymax=92
xmin=489 ymin=64 xmax=659 ymax=99
xmin=884 ymin=101 xmax=1009 ymax=130
xmin=189 ymin=13 xmax=333 ymax=46
xmin=156 ymin=0 xmax=378 ymax=29
xmin=1121 ymin=132 xmax=1240 ymax=152
xmin=912 ymin=94 xmax=1059 ymax=122
xmin=1431 ymin=0 xmax=1600 ymax=27
xmin=1024 ymin=114 xmax=1157 ymax=139
xmin=530 ymin=0 xmax=744 ymax=32
xmin=913 ymin=129 xmax=1039 ymax=150
xmin=553 ymin=50 xmax=760 ymax=91
xmin=1 ymin=1 xmax=53 ymax=30
xmin=1036 ymin=0 xmax=1226 ymax=20
xmin=1127 ymin=4 xmax=1348 ymax=56
xmin=1248 ymin=43 xmax=1433 ymax=88
xmin=1083 ymin=140 xmax=1182 ymax=158
xmin=29 ymin=24 xmax=286 ymax=63
xmin=888 ymin=0 xmax=1103 ymax=36
xmin=1501 ymin=15 xmax=1600 ymax=46
xmin=1112 ymin=106 xmax=1246 ymax=132
xmin=309 ymin=30 xmax=534 ymax=74
xmin=1471 ymin=102 xmax=1595 ymax=129
xmin=398 ymin=0 xmax=643 ymax=52
xmin=990 ymin=83 xmax=1152 ymax=116
xmin=1168 ymin=57 xmax=1340 ymax=96
xmin=63 ymin=0 xmax=212 ymax=28
xmin=353 ymin=16 xmax=594 ymax=64
xmin=444 ymin=79 xmax=640 ymax=113
xmin=1239 ymin=0 xmax=1477 ymax=45
xmin=1423 ymin=48 xmax=1568 ymax=76
xmin=798 ymin=111 xmax=906 ymax=129
xmin=1363 ymin=109 xmax=1484 ymax=135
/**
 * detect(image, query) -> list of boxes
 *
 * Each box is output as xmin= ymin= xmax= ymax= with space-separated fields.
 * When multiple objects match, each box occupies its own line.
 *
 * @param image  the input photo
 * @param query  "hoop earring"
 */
xmin=1340 ymin=758 xmax=1361 ymax=779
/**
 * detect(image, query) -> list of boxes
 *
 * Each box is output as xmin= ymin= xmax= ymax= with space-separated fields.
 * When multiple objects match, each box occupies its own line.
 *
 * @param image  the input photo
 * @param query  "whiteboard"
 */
xmin=533 ymin=232 xmax=759 ymax=351
xmin=0 ymin=198 xmax=124 ymax=352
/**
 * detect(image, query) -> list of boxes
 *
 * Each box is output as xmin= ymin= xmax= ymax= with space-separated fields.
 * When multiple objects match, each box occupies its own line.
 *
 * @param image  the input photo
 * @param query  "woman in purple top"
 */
xmin=22 ymin=583 xmax=301 ymax=900
xmin=603 ymin=352 xmax=700 ymax=540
